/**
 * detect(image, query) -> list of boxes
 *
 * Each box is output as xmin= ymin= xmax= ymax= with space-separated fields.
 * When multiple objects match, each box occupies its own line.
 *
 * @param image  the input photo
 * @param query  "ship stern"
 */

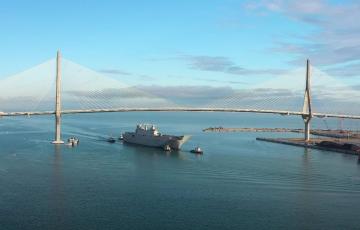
xmin=169 ymin=135 xmax=191 ymax=150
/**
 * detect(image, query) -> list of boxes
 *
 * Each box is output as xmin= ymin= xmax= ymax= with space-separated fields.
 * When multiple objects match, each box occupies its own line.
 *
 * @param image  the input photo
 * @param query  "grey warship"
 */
xmin=123 ymin=124 xmax=191 ymax=150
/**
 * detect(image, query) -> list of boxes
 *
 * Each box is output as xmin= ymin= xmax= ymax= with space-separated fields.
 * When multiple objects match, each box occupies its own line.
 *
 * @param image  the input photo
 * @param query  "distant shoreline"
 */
xmin=203 ymin=127 xmax=360 ymax=138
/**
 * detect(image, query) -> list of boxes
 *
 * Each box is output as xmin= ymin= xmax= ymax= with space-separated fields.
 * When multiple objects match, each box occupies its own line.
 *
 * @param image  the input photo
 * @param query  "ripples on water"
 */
xmin=0 ymin=112 xmax=360 ymax=230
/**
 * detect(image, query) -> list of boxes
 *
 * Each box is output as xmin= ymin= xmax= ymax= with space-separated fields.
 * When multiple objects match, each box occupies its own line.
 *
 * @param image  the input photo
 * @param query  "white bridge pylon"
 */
xmin=52 ymin=51 xmax=64 ymax=144
xmin=302 ymin=59 xmax=312 ymax=142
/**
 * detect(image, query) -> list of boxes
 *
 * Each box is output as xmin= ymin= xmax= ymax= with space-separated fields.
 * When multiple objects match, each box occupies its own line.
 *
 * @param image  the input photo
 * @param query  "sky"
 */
xmin=0 ymin=0 xmax=360 ymax=88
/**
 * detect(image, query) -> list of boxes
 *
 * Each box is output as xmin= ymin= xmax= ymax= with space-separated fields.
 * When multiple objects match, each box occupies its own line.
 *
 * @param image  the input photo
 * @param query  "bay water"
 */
xmin=0 ymin=112 xmax=359 ymax=230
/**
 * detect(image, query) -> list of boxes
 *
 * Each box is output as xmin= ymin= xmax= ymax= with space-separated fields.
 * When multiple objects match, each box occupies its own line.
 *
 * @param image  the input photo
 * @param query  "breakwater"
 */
xmin=203 ymin=127 xmax=303 ymax=133
xmin=203 ymin=127 xmax=360 ymax=138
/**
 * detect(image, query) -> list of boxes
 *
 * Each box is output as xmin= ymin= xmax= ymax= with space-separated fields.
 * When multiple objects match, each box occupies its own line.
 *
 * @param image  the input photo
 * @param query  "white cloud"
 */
xmin=246 ymin=0 xmax=360 ymax=69
xmin=180 ymin=55 xmax=287 ymax=76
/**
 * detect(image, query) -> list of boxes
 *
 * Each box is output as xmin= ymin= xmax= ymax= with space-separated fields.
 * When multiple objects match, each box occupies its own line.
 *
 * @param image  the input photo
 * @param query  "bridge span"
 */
xmin=1 ymin=108 xmax=360 ymax=120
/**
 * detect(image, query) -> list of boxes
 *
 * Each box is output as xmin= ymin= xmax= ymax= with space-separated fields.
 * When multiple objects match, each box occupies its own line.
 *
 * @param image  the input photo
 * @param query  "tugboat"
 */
xmin=123 ymin=124 xmax=190 ymax=150
xmin=107 ymin=136 xmax=116 ymax=143
xmin=190 ymin=146 xmax=203 ymax=154
xmin=67 ymin=137 xmax=79 ymax=147
xmin=163 ymin=144 xmax=171 ymax=152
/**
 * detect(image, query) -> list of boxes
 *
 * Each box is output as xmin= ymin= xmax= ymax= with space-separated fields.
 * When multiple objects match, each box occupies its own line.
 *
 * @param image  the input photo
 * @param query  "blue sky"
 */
xmin=1 ymin=0 xmax=359 ymax=86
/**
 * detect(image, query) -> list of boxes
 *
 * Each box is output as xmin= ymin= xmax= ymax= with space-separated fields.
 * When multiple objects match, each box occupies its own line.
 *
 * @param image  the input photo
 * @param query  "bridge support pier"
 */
xmin=52 ymin=51 xmax=64 ymax=144
xmin=303 ymin=117 xmax=311 ymax=142
xmin=302 ymin=59 xmax=312 ymax=142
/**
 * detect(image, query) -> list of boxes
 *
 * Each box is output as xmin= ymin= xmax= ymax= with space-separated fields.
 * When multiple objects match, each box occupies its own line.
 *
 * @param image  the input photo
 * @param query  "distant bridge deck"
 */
xmin=1 ymin=108 xmax=360 ymax=119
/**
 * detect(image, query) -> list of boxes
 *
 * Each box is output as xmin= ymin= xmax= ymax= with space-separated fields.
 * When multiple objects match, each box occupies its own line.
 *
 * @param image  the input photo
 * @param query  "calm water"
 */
xmin=0 ymin=112 xmax=360 ymax=230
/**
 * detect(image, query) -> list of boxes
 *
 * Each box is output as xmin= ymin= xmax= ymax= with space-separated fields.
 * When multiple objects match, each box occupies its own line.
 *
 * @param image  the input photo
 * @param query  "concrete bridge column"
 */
xmin=304 ymin=117 xmax=311 ymax=142
xmin=52 ymin=51 xmax=64 ymax=144
xmin=302 ymin=59 xmax=312 ymax=142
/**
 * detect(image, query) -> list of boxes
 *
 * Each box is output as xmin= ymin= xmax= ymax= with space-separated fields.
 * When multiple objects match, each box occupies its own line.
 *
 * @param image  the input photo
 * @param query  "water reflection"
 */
xmin=51 ymin=145 xmax=65 ymax=229
xmin=301 ymin=148 xmax=312 ymax=187
xmin=296 ymin=148 xmax=316 ymax=228
xmin=302 ymin=148 xmax=311 ymax=164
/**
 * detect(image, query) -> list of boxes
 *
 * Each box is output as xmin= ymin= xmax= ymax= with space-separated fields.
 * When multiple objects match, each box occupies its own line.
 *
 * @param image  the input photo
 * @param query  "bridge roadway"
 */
xmin=0 ymin=108 xmax=360 ymax=119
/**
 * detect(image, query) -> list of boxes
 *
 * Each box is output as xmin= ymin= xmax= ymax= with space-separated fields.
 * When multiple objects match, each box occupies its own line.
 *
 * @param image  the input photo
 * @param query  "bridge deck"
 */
xmin=0 ymin=108 xmax=359 ymax=119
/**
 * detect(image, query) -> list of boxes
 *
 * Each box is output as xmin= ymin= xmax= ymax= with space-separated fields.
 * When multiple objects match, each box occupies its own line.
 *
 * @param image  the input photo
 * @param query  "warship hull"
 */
xmin=123 ymin=133 xmax=191 ymax=150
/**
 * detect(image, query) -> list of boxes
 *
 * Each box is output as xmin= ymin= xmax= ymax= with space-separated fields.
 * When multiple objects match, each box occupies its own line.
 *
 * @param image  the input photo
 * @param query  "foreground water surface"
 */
xmin=0 ymin=112 xmax=359 ymax=230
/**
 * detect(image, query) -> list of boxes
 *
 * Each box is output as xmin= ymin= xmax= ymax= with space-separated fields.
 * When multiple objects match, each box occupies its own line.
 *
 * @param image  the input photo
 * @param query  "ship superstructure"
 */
xmin=123 ymin=124 xmax=190 ymax=150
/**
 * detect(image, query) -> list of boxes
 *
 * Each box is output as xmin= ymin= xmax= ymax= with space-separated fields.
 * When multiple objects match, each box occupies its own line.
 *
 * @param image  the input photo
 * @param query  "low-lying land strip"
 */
xmin=256 ymin=137 xmax=360 ymax=155
xmin=204 ymin=127 xmax=360 ymax=155
xmin=203 ymin=127 xmax=302 ymax=133
xmin=203 ymin=127 xmax=360 ymax=138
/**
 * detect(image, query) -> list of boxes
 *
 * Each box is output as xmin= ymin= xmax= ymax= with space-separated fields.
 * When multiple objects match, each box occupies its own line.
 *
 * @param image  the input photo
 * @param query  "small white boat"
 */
xmin=118 ymin=134 xmax=124 ymax=140
xmin=67 ymin=137 xmax=79 ymax=146
xmin=190 ymin=146 xmax=203 ymax=154
xmin=163 ymin=144 xmax=171 ymax=151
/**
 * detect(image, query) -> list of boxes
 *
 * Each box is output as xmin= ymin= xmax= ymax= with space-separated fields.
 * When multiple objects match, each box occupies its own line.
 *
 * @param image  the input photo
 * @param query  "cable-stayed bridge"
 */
xmin=1 ymin=51 xmax=359 ymax=143
xmin=1 ymin=108 xmax=359 ymax=119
